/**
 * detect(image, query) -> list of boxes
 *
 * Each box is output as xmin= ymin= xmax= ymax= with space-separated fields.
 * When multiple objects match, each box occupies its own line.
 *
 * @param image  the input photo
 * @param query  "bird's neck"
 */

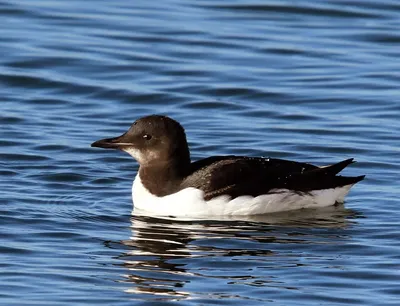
xmin=138 ymin=157 xmax=190 ymax=197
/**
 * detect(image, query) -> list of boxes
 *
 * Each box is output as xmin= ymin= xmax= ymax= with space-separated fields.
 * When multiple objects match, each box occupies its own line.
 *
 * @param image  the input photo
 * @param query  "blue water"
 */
xmin=1 ymin=0 xmax=400 ymax=305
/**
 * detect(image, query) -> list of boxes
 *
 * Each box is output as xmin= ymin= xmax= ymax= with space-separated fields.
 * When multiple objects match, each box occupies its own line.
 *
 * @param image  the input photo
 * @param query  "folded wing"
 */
xmin=182 ymin=156 xmax=364 ymax=200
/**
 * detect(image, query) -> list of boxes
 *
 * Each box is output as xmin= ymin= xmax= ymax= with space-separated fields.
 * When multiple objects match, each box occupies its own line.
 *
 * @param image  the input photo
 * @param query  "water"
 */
xmin=1 ymin=0 xmax=399 ymax=305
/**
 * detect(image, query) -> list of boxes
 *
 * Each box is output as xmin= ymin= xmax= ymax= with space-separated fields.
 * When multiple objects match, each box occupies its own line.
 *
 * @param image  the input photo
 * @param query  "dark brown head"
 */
xmin=91 ymin=115 xmax=191 ymax=168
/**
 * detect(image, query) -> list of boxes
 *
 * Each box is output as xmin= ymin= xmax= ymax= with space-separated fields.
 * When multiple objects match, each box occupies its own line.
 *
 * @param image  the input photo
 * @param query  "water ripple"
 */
xmin=1 ymin=0 xmax=399 ymax=304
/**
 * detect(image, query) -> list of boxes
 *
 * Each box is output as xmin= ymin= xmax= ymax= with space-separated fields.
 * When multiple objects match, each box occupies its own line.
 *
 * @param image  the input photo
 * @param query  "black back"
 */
xmin=181 ymin=157 xmax=364 ymax=200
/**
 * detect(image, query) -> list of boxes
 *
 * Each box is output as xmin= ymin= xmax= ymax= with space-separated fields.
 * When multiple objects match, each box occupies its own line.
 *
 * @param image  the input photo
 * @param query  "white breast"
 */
xmin=131 ymin=175 xmax=353 ymax=217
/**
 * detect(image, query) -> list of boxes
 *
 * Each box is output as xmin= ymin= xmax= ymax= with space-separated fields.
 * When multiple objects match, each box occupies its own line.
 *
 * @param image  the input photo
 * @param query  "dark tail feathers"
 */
xmin=301 ymin=158 xmax=365 ymax=190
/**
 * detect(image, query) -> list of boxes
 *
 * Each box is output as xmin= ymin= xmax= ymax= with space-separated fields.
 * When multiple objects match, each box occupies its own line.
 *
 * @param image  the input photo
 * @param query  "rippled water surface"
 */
xmin=1 ymin=0 xmax=400 ymax=305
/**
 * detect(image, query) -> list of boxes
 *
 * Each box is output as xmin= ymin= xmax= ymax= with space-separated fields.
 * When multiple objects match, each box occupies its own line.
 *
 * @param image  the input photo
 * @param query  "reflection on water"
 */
xmin=117 ymin=206 xmax=360 ymax=300
xmin=2 ymin=0 xmax=400 ymax=304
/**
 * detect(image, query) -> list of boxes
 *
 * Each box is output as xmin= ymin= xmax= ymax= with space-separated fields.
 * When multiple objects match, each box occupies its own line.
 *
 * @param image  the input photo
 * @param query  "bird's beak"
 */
xmin=91 ymin=134 xmax=131 ymax=150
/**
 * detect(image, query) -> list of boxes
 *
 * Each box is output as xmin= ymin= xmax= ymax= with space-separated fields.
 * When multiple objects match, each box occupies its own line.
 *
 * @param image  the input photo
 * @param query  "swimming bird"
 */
xmin=91 ymin=115 xmax=364 ymax=217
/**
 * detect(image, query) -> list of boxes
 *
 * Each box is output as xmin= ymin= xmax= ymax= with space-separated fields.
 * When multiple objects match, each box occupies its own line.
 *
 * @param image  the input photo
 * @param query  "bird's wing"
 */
xmin=182 ymin=156 xmax=363 ymax=200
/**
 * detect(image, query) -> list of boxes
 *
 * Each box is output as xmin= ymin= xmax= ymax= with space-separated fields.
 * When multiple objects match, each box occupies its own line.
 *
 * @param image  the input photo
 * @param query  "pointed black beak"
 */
xmin=91 ymin=134 xmax=131 ymax=149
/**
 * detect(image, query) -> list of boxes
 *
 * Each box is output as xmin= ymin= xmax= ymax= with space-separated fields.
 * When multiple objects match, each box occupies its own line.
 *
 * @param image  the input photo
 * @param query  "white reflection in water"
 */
xmin=118 ymin=206 xmax=360 ymax=300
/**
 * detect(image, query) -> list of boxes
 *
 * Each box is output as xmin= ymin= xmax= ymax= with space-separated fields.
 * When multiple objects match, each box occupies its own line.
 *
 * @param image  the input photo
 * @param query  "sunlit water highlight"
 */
xmin=1 ymin=0 xmax=400 ymax=305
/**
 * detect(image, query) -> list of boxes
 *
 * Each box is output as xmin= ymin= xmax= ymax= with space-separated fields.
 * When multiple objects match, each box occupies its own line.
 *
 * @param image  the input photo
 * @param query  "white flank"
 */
xmin=132 ymin=175 xmax=354 ymax=217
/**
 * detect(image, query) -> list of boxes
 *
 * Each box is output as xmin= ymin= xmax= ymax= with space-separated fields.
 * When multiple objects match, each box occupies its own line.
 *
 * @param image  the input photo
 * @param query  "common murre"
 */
xmin=91 ymin=115 xmax=364 ymax=217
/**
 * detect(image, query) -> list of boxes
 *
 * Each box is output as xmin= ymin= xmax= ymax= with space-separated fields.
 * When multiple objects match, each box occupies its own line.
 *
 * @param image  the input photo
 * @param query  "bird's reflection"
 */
xmin=116 ymin=205 xmax=361 ymax=299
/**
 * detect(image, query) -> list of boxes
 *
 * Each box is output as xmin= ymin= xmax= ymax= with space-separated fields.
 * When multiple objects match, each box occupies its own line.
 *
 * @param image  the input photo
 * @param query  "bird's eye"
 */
xmin=143 ymin=134 xmax=152 ymax=140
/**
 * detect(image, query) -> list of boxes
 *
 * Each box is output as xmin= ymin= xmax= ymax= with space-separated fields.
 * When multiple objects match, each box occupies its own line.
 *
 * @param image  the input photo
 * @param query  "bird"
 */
xmin=91 ymin=115 xmax=364 ymax=217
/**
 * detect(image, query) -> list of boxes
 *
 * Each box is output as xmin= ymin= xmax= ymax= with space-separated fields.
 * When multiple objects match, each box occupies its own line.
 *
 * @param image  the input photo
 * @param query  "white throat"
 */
xmin=123 ymin=147 xmax=143 ymax=161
